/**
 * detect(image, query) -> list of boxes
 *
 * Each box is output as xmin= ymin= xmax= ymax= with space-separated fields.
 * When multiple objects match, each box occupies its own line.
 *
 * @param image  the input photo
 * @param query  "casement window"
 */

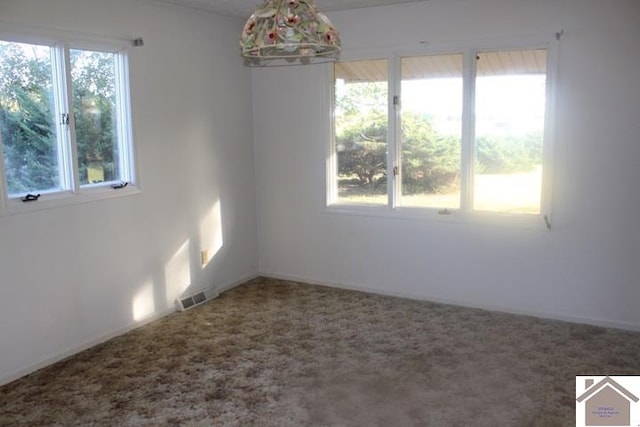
xmin=0 ymin=34 xmax=137 ymax=214
xmin=328 ymin=40 xmax=556 ymax=227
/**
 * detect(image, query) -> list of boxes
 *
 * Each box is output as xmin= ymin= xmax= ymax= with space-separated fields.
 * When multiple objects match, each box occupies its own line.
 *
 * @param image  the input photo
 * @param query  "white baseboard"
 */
xmin=216 ymin=273 xmax=259 ymax=294
xmin=0 ymin=307 xmax=174 ymax=387
xmin=4 ymin=270 xmax=635 ymax=387
xmin=0 ymin=272 xmax=259 ymax=387
xmin=260 ymin=271 xmax=640 ymax=332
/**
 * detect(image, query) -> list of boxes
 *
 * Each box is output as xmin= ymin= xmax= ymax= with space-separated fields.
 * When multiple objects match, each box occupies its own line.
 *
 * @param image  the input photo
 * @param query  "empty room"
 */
xmin=1 ymin=0 xmax=639 ymax=425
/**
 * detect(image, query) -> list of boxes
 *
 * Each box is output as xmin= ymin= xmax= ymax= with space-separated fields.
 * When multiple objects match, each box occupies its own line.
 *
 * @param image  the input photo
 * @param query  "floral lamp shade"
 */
xmin=240 ymin=0 xmax=341 ymax=66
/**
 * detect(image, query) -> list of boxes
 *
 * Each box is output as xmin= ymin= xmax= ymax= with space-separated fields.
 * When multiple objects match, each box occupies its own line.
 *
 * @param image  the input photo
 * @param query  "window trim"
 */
xmin=0 ymin=25 xmax=140 ymax=217
xmin=326 ymin=36 xmax=559 ymax=230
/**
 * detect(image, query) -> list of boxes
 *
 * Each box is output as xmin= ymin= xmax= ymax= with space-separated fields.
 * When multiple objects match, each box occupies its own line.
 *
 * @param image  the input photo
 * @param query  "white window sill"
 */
xmin=1 ymin=185 xmax=141 ymax=217
xmin=325 ymin=203 xmax=551 ymax=231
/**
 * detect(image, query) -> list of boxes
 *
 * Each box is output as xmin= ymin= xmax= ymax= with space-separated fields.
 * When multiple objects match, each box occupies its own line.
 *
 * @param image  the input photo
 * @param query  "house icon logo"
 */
xmin=576 ymin=376 xmax=640 ymax=427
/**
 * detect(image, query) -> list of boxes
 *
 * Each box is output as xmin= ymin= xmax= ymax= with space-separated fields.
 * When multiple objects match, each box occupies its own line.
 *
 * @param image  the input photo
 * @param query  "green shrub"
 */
xmin=475 ymin=133 xmax=542 ymax=174
xmin=400 ymin=113 xmax=460 ymax=194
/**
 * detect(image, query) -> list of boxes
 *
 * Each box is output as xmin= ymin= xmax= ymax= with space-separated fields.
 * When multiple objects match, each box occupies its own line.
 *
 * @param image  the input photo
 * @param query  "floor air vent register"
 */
xmin=176 ymin=287 xmax=219 ymax=311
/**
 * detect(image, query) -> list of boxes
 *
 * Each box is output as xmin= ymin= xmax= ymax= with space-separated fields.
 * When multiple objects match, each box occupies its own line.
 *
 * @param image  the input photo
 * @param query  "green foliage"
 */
xmin=476 ymin=133 xmax=542 ymax=174
xmin=336 ymin=81 xmax=387 ymax=118
xmin=0 ymin=42 xmax=57 ymax=194
xmin=336 ymin=109 xmax=387 ymax=187
xmin=0 ymin=43 xmax=118 ymax=194
xmin=71 ymin=50 xmax=117 ymax=184
xmin=400 ymin=112 xmax=460 ymax=194
xmin=335 ymin=80 xmax=544 ymax=196
xmin=335 ymin=81 xmax=388 ymax=189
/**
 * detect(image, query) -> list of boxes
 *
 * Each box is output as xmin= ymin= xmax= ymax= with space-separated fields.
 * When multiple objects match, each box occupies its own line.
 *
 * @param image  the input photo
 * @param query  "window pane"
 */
xmin=473 ymin=49 xmax=547 ymax=214
xmin=334 ymin=59 xmax=388 ymax=205
xmin=0 ymin=41 xmax=60 ymax=196
xmin=400 ymin=54 xmax=462 ymax=209
xmin=71 ymin=49 xmax=120 ymax=186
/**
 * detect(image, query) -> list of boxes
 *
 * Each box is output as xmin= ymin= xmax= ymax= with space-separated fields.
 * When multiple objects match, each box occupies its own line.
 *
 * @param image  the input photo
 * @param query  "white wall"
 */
xmin=253 ymin=0 xmax=640 ymax=329
xmin=0 ymin=0 xmax=258 ymax=384
xmin=1 ymin=0 xmax=638 ymax=387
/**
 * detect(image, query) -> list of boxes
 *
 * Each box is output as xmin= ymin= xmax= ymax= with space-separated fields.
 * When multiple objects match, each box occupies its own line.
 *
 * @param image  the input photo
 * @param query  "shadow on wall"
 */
xmin=131 ymin=199 xmax=224 ymax=321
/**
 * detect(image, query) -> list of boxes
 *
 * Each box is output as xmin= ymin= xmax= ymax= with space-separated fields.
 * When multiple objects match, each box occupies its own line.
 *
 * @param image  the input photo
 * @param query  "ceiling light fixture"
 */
xmin=240 ymin=0 xmax=341 ymax=66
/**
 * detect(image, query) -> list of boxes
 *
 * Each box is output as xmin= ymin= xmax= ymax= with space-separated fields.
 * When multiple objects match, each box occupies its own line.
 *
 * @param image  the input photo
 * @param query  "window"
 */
xmin=0 ymin=40 xmax=60 ymax=196
xmin=400 ymin=53 xmax=463 ymax=210
xmin=334 ymin=58 xmax=388 ymax=205
xmin=0 ymin=35 xmax=136 ymax=213
xmin=473 ymin=50 xmax=547 ymax=214
xmin=329 ymin=42 xmax=555 ymax=225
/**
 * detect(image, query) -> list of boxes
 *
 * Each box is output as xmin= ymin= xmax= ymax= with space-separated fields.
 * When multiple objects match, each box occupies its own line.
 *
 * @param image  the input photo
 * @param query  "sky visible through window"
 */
xmin=402 ymin=74 xmax=546 ymax=137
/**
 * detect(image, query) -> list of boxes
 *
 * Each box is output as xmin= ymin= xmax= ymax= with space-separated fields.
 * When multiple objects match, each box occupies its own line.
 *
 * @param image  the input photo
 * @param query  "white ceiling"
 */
xmin=149 ymin=0 xmax=425 ymax=19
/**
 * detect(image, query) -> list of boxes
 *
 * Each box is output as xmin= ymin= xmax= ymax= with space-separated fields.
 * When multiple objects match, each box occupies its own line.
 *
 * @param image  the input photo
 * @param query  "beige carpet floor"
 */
xmin=1 ymin=277 xmax=640 ymax=426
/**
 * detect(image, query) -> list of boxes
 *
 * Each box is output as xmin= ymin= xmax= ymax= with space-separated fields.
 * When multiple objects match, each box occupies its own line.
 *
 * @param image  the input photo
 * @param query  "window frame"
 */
xmin=326 ymin=36 xmax=558 ymax=229
xmin=0 ymin=26 xmax=139 ymax=217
